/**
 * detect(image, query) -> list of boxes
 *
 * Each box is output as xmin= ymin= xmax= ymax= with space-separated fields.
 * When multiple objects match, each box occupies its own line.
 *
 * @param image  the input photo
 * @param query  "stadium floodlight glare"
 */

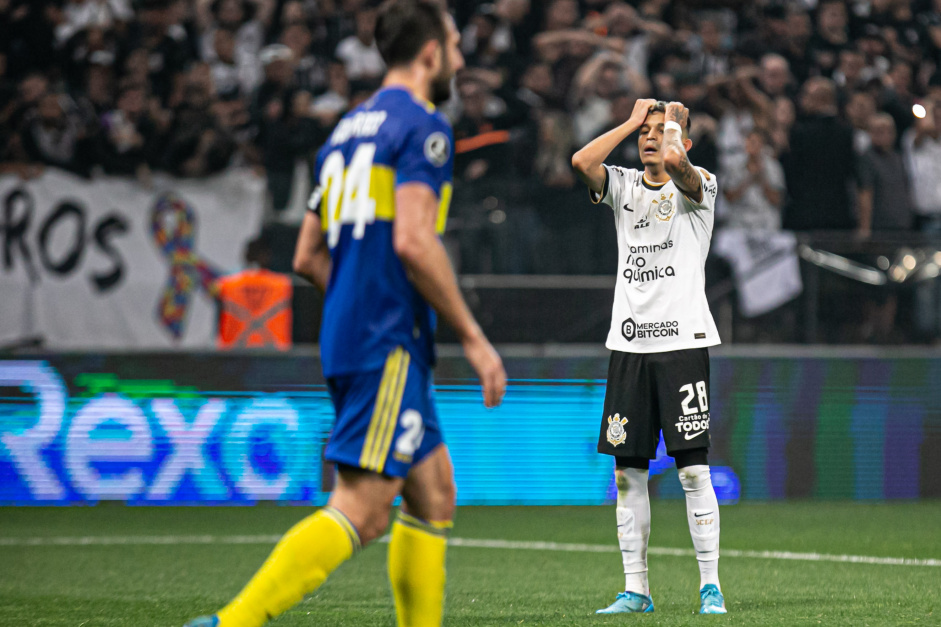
xmin=913 ymin=103 xmax=927 ymax=118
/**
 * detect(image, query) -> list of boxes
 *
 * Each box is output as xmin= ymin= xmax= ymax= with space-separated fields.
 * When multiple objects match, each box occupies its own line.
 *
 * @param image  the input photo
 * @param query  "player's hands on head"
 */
xmin=665 ymin=102 xmax=689 ymax=129
xmin=462 ymin=331 xmax=506 ymax=408
xmin=629 ymin=98 xmax=658 ymax=126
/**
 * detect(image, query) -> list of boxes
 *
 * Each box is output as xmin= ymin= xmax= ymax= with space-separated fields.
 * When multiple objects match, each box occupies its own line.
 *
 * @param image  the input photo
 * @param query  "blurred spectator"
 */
xmin=572 ymin=54 xmax=624 ymax=146
xmin=833 ymin=48 xmax=869 ymax=92
xmin=921 ymin=2 xmax=941 ymax=67
xmin=334 ymin=6 xmax=383 ymax=84
xmin=599 ymin=2 xmax=671 ymax=85
xmin=709 ymin=67 xmax=773 ymax=175
xmin=904 ymin=98 xmax=941 ymax=340
xmin=904 ymin=100 xmax=941 ymax=229
xmin=199 ymin=0 xmax=270 ymax=72
xmin=543 ymin=0 xmax=578 ymax=32
xmin=462 ymin=3 xmax=519 ymax=82
xmin=208 ymin=26 xmax=260 ymax=98
xmin=845 ymin=90 xmax=877 ymax=154
xmin=126 ymin=0 xmax=194 ymax=103
xmin=21 ymin=91 xmax=94 ymax=176
xmin=879 ymin=61 xmax=916 ymax=141
xmin=55 ymin=0 xmax=134 ymax=46
xmin=782 ymin=6 xmax=815 ymax=83
xmin=691 ymin=18 xmax=730 ymax=81
xmin=856 ymin=25 xmax=891 ymax=80
xmin=722 ymin=129 xmax=784 ymax=231
xmin=782 ymin=77 xmax=857 ymax=231
xmin=454 ymin=79 xmax=514 ymax=185
xmin=758 ymin=54 xmax=793 ymax=100
xmin=493 ymin=0 xmax=534 ymax=57
xmin=810 ymin=0 xmax=850 ymax=76
xmin=160 ymin=63 xmax=235 ymax=177
xmin=516 ymin=62 xmax=560 ymax=111
xmin=532 ymin=109 xmax=575 ymax=189
xmin=253 ymin=44 xmax=319 ymax=212
xmin=687 ymin=112 xmax=719 ymax=176
xmin=282 ymin=22 xmax=327 ymax=95
xmin=856 ymin=114 xmax=913 ymax=236
xmin=310 ymin=60 xmax=350 ymax=129
xmin=80 ymin=55 xmax=116 ymax=115
xmin=770 ymin=95 xmax=795 ymax=155
xmin=96 ymin=81 xmax=157 ymax=179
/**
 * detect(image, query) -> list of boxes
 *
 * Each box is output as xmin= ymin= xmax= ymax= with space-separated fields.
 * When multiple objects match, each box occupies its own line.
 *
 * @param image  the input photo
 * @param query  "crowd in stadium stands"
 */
xmin=3 ymin=0 xmax=941 ymax=271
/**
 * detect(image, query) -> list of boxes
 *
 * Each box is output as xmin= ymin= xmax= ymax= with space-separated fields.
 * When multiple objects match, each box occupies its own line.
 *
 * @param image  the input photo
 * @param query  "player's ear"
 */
xmin=420 ymin=38 xmax=442 ymax=73
xmin=684 ymin=137 xmax=693 ymax=152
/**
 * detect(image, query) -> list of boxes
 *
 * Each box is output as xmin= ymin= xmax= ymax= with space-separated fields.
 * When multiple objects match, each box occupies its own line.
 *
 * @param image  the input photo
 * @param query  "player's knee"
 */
xmin=402 ymin=476 xmax=456 ymax=523
xmin=437 ymin=476 xmax=457 ymax=520
xmin=678 ymin=464 xmax=711 ymax=492
xmin=423 ymin=478 xmax=457 ymax=521
xmin=614 ymin=469 xmax=629 ymax=491
xmin=615 ymin=466 xmax=649 ymax=496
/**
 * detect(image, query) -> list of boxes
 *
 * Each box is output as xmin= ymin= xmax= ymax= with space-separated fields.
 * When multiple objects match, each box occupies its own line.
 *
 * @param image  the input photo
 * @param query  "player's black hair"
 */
xmin=375 ymin=0 xmax=448 ymax=69
xmin=649 ymin=101 xmax=692 ymax=134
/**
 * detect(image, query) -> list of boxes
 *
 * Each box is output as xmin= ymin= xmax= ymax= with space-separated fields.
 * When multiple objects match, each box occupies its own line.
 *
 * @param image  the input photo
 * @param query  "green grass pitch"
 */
xmin=1 ymin=502 xmax=939 ymax=626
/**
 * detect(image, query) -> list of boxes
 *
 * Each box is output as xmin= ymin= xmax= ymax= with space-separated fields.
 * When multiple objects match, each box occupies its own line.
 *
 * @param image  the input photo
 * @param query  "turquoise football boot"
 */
xmin=699 ymin=584 xmax=727 ymax=614
xmin=596 ymin=591 xmax=655 ymax=614
xmin=183 ymin=615 xmax=219 ymax=627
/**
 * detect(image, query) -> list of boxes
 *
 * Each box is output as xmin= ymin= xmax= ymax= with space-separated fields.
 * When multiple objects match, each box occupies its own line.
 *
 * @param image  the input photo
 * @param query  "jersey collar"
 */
xmin=379 ymin=85 xmax=436 ymax=113
xmin=642 ymin=173 xmax=669 ymax=190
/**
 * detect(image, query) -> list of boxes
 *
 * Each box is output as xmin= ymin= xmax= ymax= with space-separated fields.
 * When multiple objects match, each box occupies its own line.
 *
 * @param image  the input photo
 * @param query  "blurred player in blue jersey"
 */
xmin=183 ymin=2 xmax=506 ymax=627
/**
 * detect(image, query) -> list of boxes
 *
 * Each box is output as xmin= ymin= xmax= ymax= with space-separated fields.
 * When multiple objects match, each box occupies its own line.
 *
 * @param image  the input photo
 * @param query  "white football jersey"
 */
xmin=591 ymin=164 xmax=721 ymax=353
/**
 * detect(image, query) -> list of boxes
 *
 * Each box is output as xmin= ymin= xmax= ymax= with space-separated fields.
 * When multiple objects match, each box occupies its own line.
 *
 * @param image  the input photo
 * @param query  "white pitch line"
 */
xmin=0 ymin=535 xmax=282 ymax=547
xmin=1 ymin=534 xmax=939 ymax=568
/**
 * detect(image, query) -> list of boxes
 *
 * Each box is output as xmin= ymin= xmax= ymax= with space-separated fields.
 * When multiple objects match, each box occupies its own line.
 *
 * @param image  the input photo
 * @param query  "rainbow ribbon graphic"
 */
xmin=151 ymin=192 xmax=220 ymax=340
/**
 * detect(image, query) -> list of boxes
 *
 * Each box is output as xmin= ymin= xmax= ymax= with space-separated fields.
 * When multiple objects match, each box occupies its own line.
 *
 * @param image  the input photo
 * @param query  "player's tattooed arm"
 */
xmin=661 ymin=102 xmax=704 ymax=204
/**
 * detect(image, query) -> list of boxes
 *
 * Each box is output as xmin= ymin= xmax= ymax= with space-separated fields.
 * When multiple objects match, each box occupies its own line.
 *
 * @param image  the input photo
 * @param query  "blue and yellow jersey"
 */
xmin=310 ymin=86 xmax=454 ymax=377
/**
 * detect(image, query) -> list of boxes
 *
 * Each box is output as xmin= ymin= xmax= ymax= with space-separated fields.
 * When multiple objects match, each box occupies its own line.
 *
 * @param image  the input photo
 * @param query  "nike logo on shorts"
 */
xmin=684 ymin=430 xmax=706 ymax=440
xmin=694 ymin=511 xmax=713 ymax=517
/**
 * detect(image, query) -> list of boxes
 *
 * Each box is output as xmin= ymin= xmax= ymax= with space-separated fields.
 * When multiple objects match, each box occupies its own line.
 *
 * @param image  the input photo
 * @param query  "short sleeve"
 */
xmin=395 ymin=113 xmax=453 ymax=194
xmin=589 ymin=164 xmax=635 ymax=210
xmin=680 ymin=167 xmax=718 ymax=212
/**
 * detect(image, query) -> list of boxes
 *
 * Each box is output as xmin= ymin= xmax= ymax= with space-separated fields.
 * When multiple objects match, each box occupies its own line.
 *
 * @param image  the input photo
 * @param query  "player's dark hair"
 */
xmin=375 ymin=0 xmax=448 ymax=69
xmin=650 ymin=101 xmax=692 ymax=133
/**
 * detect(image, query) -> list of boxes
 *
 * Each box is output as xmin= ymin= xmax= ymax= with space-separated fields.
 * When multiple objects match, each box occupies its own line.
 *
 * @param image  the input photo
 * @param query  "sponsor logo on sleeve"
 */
xmin=424 ymin=131 xmax=450 ymax=167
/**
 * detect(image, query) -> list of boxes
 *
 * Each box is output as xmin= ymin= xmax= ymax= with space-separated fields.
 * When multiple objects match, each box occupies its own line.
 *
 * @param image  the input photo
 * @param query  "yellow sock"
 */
xmin=388 ymin=511 xmax=452 ymax=627
xmin=217 ymin=506 xmax=361 ymax=627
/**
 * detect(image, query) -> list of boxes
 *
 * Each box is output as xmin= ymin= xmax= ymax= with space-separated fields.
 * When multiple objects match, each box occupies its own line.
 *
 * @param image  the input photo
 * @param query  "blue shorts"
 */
xmin=324 ymin=346 xmax=443 ymax=478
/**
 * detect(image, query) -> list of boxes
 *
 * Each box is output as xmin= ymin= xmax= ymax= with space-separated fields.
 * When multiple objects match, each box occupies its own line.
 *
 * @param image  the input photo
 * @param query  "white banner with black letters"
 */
xmin=0 ymin=168 xmax=265 ymax=348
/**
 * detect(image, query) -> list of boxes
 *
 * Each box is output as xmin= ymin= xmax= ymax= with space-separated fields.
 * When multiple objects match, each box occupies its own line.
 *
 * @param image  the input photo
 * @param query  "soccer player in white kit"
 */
xmin=572 ymin=99 xmax=727 ymax=615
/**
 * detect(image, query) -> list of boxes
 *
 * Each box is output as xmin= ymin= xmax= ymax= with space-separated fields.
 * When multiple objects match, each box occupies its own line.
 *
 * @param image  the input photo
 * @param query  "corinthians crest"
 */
xmin=606 ymin=413 xmax=628 ymax=446
xmin=652 ymin=192 xmax=675 ymax=222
